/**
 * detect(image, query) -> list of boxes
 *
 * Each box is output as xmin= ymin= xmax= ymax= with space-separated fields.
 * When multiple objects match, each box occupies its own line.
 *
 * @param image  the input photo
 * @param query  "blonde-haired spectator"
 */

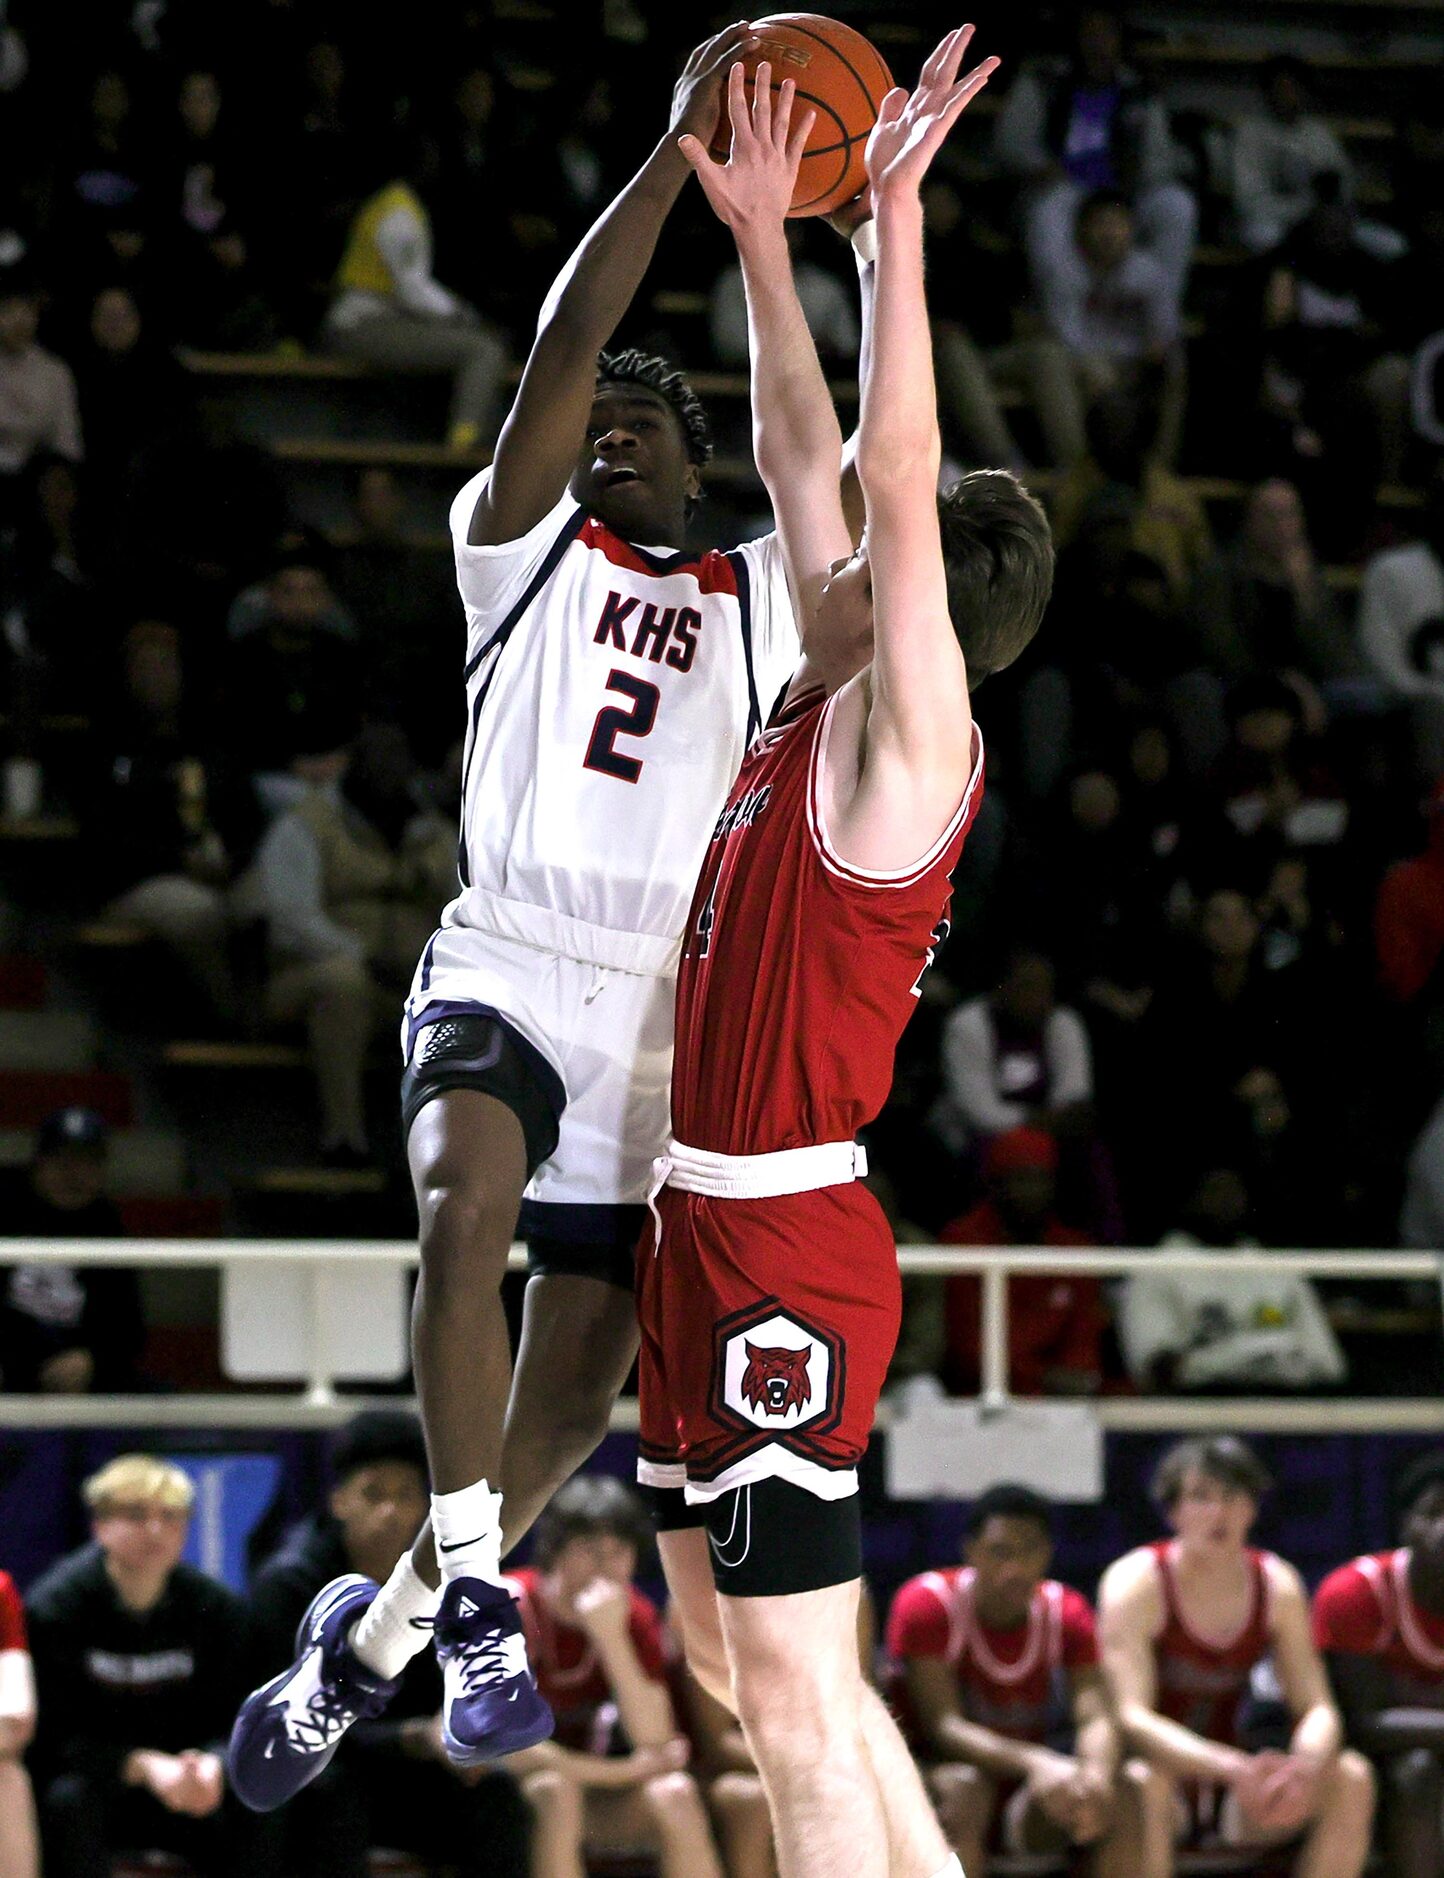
xmin=0 ymin=1569 xmax=38 ymax=1878
xmin=25 ymin=1453 xmax=280 ymax=1878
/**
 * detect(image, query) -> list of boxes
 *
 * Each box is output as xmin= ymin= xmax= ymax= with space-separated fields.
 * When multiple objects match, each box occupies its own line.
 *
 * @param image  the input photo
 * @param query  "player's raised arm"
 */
xmin=679 ymin=63 xmax=855 ymax=677
xmin=857 ymin=29 xmax=996 ymax=739
xmin=468 ymin=23 xmax=756 ymax=547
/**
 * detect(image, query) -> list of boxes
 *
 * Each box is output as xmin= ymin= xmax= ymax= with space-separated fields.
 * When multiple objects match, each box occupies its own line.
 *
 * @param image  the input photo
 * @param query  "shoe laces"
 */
xmin=284 ymin=1659 xmax=388 ymax=1752
xmin=430 ymin=1606 xmax=527 ymax=1698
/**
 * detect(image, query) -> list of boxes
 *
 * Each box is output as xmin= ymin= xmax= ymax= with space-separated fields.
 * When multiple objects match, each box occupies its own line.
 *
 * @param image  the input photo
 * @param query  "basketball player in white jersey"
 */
xmin=229 ymin=22 xmax=879 ymax=1808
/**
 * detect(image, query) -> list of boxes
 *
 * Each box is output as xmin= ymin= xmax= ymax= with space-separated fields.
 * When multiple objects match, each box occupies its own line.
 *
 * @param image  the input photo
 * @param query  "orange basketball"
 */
xmin=707 ymin=13 xmax=894 ymax=218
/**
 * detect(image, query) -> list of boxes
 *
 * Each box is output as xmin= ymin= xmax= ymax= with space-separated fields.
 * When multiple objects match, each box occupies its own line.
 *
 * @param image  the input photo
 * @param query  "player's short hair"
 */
xmin=1150 ymin=1436 xmax=1273 ymax=1511
xmin=937 ymin=470 xmax=1054 ymax=686
xmin=596 ymin=348 xmax=713 ymax=467
xmin=531 ymin=1475 xmax=652 ymax=1570
xmin=1393 ymin=1450 xmax=1444 ymax=1533
xmin=83 ymin=1454 xmax=195 ymax=1517
xmin=964 ymin=1482 xmax=1054 ymax=1542
xmin=330 ymin=1409 xmax=428 ymax=1488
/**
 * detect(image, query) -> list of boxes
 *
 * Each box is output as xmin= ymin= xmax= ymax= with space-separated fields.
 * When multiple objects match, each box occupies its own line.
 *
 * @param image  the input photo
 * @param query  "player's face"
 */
xmin=1168 ymin=1469 xmax=1257 ymax=1554
xmin=572 ymin=390 xmax=699 ymax=546
xmin=819 ymin=537 xmax=874 ymax=663
xmin=330 ymin=1462 xmax=429 ymax=1575
xmin=1404 ymin=1482 xmax=1444 ymax=1570
xmin=965 ymin=1515 xmax=1051 ymax=1625
xmin=94 ymin=1499 xmax=190 ymax=1578
xmin=549 ymin=1531 xmax=638 ymax=1612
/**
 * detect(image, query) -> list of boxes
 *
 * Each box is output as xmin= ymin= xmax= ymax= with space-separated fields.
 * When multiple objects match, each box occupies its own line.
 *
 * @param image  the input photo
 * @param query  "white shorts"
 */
xmin=403 ymin=924 xmax=676 ymax=1226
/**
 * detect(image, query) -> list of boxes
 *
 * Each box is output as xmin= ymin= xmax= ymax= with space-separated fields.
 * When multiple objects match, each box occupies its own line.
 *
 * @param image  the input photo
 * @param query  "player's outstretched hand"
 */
xmin=864 ymin=24 xmax=999 ymax=202
xmin=678 ymin=60 xmax=816 ymax=234
xmin=671 ymin=22 xmax=762 ymax=146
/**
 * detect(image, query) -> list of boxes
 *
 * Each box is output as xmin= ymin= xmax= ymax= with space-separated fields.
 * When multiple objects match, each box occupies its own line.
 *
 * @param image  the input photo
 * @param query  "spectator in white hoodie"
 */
xmin=1118 ymin=1167 xmax=1346 ymax=1392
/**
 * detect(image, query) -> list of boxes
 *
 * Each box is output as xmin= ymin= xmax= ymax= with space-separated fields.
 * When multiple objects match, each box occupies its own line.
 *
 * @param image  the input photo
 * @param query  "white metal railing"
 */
xmin=0 ymin=1238 xmax=1439 ymax=1427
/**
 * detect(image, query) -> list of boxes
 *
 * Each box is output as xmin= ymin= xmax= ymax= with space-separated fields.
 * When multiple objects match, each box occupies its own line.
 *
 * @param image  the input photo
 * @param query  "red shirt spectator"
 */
xmin=887 ymin=1565 xmax=1098 ymax=1745
xmin=940 ymin=1128 xmax=1102 ymax=1396
xmin=1314 ymin=1550 xmax=1444 ymax=1697
xmin=1375 ymin=785 xmax=1444 ymax=1005
xmin=1149 ymin=1537 xmax=1275 ymax=1745
xmin=505 ymin=1565 xmax=668 ymax=1754
xmin=0 ymin=1573 xmax=25 ymax=1654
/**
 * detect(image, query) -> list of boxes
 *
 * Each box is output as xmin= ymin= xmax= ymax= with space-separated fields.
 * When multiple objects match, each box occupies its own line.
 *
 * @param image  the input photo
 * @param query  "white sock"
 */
xmin=350 ymin=1554 xmax=439 ymax=1680
xmin=929 ymin=1859 xmax=964 ymax=1878
xmin=431 ymin=1479 xmax=505 ymax=1586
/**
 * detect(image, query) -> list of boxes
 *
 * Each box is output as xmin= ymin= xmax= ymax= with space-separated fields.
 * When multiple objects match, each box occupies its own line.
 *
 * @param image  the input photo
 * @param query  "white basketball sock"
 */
xmin=350 ymin=1554 xmax=438 ymax=1680
xmin=928 ymin=1859 xmax=964 ymax=1878
xmin=431 ymin=1479 xmax=505 ymax=1586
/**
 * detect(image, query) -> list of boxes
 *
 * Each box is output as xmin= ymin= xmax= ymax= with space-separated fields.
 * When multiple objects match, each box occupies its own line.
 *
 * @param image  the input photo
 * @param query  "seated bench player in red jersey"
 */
xmin=640 ymin=31 xmax=1055 ymax=1878
xmin=885 ymin=1484 xmax=1149 ymax=1877
xmin=502 ymin=1478 xmax=725 ymax=1878
xmin=1313 ymin=1450 xmax=1444 ymax=1878
xmin=0 ymin=1566 xmax=39 ymax=1878
xmin=1098 ymin=1435 xmax=1374 ymax=1878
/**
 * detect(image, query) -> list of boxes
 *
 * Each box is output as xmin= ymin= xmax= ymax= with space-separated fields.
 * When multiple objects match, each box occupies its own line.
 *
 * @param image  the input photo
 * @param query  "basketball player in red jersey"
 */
xmin=886 ymin=1484 xmax=1147 ymax=1877
xmin=1314 ymin=1450 xmax=1444 ymax=1878
xmin=639 ymin=31 xmax=1053 ymax=1878
xmin=1098 ymin=1436 xmax=1374 ymax=1877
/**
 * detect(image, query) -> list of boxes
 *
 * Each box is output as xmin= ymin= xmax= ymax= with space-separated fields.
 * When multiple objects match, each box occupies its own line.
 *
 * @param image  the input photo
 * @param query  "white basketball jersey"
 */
xmin=431 ymin=469 xmax=798 ymax=979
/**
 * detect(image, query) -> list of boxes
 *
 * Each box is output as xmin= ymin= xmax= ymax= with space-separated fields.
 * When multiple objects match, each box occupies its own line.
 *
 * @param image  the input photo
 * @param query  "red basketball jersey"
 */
xmin=0 ymin=1572 xmax=26 ymax=1654
xmin=886 ymin=1566 xmax=1098 ymax=1745
xmin=671 ymin=686 xmax=984 ymax=1154
xmin=1150 ymin=1540 xmax=1274 ymax=1745
xmin=1313 ymin=1550 xmax=1444 ymax=1699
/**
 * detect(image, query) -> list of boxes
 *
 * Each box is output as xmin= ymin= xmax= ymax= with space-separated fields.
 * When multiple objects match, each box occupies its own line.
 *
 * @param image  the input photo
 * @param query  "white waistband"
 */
xmin=448 ymin=886 xmax=681 ymax=978
xmin=658 ymin=1138 xmax=868 ymax=1201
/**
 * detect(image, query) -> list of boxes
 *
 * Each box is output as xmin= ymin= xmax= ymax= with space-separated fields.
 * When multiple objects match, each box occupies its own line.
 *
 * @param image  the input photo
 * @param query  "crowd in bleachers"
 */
xmin=1 ymin=0 xmax=1444 ymax=1393
xmin=3 ymin=1422 xmax=1444 ymax=1876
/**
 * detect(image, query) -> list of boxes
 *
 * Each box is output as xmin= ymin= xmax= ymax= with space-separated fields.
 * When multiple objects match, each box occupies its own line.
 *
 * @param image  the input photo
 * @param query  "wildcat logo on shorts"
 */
xmin=713 ymin=1301 xmax=842 ymax=1436
xmin=742 ymin=1343 xmax=812 ymax=1416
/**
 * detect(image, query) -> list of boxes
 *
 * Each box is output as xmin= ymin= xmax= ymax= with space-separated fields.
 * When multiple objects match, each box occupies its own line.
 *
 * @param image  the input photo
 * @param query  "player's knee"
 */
xmin=709 ymin=1769 xmax=767 ymax=1814
xmin=642 ymin=1768 xmax=705 ymax=1822
xmin=416 ymin=1180 xmax=516 ymax=1273
xmin=1388 ymin=1746 xmax=1444 ymax=1804
xmin=734 ymin=1661 xmax=850 ymax=1763
xmin=524 ymin=1764 xmax=583 ymax=1822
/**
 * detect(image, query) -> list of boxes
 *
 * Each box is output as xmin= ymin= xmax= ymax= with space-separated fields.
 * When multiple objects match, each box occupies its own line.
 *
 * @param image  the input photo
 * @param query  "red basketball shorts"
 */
xmin=636 ymin=1180 xmax=901 ymax=1503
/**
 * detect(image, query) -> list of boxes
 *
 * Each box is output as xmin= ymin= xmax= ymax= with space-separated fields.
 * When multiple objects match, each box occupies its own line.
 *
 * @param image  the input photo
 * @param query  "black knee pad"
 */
xmin=703 ymin=1478 xmax=862 ymax=1597
xmin=401 ymin=1007 xmax=563 ymax=1180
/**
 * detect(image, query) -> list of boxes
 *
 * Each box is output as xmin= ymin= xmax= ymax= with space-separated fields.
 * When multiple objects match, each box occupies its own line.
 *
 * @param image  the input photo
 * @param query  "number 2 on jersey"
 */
xmin=584 ymin=669 xmax=659 ymax=783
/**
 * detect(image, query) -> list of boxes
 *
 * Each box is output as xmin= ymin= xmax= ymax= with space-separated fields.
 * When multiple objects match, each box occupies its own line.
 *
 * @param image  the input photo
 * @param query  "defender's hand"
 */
xmin=671 ymin=23 xmax=762 ymax=146
xmin=865 ymin=24 xmax=999 ymax=202
xmin=678 ymin=60 xmax=816 ymax=233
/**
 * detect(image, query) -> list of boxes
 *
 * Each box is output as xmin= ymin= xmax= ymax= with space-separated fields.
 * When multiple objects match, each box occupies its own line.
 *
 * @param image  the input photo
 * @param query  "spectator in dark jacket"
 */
xmin=247 ymin=1410 xmax=529 ymax=1878
xmin=0 ymin=1109 xmax=144 ymax=1394
xmin=88 ymin=619 xmax=250 ymax=1026
xmin=26 ymin=1454 xmax=279 ymax=1878
xmin=1188 ymin=479 xmax=1360 ymax=698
